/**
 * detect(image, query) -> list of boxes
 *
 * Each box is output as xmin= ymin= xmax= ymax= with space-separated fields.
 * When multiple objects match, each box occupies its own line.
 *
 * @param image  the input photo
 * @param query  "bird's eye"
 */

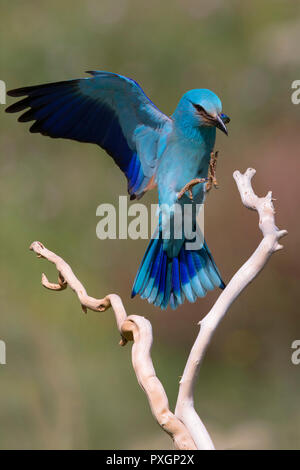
xmin=193 ymin=103 xmax=206 ymax=113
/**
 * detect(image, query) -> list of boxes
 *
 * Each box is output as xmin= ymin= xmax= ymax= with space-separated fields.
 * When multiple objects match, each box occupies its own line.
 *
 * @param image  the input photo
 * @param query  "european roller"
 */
xmin=6 ymin=71 xmax=230 ymax=310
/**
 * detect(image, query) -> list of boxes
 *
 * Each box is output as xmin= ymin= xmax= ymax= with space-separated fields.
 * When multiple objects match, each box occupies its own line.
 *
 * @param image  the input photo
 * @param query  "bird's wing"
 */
xmin=6 ymin=71 xmax=170 ymax=198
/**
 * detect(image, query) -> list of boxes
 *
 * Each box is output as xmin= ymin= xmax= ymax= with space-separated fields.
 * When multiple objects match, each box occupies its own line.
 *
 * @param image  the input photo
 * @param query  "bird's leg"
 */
xmin=177 ymin=178 xmax=207 ymax=201
xmin=206 ymin=151 xmax=219 ymax=192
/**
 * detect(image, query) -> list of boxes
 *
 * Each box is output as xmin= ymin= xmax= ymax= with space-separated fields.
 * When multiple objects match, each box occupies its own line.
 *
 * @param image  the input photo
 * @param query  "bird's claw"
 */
xmin=177 ymin=178 xmax=207 ymax=201
xmin=206 ymin=151 xmax=219 ymax=192
xmin=178 ymin=151 xmax=220 ymax=200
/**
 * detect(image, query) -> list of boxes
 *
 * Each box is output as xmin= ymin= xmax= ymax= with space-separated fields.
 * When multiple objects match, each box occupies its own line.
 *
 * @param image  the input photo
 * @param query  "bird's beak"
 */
xmin=215 ymin=113 xmax=230 ymax=135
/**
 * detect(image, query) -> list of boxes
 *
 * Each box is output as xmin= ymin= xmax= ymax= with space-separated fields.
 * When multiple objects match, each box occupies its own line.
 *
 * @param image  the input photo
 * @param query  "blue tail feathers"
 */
xmin=131 ymin=236 xmax=225 ymax=310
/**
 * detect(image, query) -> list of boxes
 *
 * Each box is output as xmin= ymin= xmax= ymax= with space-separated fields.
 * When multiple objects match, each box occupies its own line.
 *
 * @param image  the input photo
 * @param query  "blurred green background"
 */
xmin=1 ymin=0 xmax=300 ymax=450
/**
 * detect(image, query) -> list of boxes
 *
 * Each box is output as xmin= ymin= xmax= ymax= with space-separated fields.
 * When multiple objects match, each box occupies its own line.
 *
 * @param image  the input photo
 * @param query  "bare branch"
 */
xmin=175 ymin=168 xmax=287 ymax=449
xmin=29 ymin=240 xmax=196 ymax=450
xmin=30 ymin=241 xmax=110 ymax=313
xmin=30 ymin=168 xmax=286 ymax=450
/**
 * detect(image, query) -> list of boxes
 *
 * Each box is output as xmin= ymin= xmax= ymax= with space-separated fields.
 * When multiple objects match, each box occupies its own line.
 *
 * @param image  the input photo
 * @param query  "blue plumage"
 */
xmin=131 ymin=234 xmax=224 ymax=310
xmin=6 ymin=71 xmax=230 ymax=310
xmin=7 ymin=72 xmax=166 ymax=198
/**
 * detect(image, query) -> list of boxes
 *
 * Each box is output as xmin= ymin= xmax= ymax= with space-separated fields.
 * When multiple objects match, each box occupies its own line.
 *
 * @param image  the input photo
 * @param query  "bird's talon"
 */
xmin=206 ymin=151 xmax=220 ymax=192
xmin=177 ymin=178 xmax=206 ymax=201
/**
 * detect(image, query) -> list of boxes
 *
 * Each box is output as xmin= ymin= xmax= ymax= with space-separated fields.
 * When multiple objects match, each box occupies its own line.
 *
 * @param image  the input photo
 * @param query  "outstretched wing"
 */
xmin=6 ymin=71 xmax=170 ymax=198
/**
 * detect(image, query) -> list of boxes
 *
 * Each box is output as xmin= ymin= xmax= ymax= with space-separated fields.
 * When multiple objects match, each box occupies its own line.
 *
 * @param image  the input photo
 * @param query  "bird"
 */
xmin=6 ymin=71 xmax=230 ymax=310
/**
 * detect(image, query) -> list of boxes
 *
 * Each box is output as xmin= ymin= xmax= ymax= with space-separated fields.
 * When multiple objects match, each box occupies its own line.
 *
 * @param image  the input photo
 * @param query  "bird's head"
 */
xmin=173 ymin=89 xmax=230 ymax=135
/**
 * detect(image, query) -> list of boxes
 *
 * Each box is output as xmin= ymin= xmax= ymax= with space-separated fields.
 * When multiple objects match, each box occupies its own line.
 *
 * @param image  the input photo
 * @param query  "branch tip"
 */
xmin=275 ymin=243 xmax=284 ymax=251
xmin=245 ymin=167 xmax=256 ymax=178
xmin=278 ymin=229 xmax=288 ymax=239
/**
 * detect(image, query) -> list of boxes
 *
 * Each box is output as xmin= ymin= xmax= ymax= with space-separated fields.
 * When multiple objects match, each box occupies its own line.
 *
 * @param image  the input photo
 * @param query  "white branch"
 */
xmin=29 ymin=241 xmax=197 ymax=450
xmin=175 ymin=168 xmax=287 ymax=449
xmin=30 ymin=168 xmax=287 ymax=450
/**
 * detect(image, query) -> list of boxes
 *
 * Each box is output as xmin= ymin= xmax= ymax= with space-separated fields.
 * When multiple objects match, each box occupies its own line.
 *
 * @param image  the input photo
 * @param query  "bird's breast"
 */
xmin=159 ymin=140 xmax=209 ymax=186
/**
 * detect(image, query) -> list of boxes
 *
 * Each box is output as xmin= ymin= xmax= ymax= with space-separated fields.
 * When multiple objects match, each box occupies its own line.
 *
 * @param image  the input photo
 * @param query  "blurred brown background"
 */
xmin=1 ymin=0 xmax=300 ymax=449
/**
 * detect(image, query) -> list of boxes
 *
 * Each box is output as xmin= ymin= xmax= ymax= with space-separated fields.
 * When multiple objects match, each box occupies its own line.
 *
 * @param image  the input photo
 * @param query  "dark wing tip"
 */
xmin=7 ymin=79 xmax=79 ymax=98
xmin=29 ymin=120 xmax=47 ymax=134
xmin=18 ymin=109 xmax=36 ymax=122
xmin=6 ymin=97 xmax=31 ymax=114
xmin=5 ymin=103 xmax=17 ymax=113
xmin=131 ymin=289 xmax=137 ymax=298
xmin=7 ymin=87 xmax=29 ymax=97
xmin=85 ymin=70 xmax=99 ymax=76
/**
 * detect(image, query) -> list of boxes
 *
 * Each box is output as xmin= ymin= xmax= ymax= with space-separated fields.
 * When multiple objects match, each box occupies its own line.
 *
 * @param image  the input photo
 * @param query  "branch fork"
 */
xmin=30 ymin=168 xmax=287 ymax=450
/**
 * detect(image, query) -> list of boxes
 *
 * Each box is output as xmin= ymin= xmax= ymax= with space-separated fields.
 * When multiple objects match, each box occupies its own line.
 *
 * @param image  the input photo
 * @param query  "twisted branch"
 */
xmin=29 ymin=241 xmax=196 ymax=450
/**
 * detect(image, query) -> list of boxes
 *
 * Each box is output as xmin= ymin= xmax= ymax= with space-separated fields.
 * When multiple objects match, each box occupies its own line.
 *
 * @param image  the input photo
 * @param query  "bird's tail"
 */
xmin=131 ymin=234 xmax=225 ymax=310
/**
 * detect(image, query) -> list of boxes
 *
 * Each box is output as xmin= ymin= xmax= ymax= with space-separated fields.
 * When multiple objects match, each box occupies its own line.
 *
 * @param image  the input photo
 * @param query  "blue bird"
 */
xmin=6 ymin=71 xmax=230 ymax=309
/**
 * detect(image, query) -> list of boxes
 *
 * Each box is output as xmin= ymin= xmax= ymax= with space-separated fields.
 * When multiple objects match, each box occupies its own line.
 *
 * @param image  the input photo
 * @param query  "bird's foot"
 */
xmin=206 ymin=151 xmax=219 ymax=192
xmin=177 ymin=178 xmax=207 ymax=201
